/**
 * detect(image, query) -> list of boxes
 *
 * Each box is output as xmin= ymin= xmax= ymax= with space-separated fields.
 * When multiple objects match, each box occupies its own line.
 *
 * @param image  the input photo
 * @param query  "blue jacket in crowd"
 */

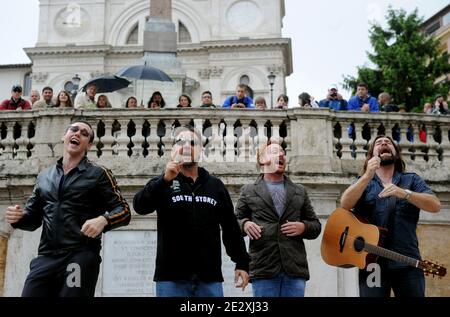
xmin=348 ymin=95 xmax=379 ymax=112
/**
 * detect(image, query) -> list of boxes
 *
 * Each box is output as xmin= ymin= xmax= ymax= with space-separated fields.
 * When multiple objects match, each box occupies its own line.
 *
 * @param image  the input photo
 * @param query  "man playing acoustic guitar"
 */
xmin=340 ymin=135 xmax=441 ymax=297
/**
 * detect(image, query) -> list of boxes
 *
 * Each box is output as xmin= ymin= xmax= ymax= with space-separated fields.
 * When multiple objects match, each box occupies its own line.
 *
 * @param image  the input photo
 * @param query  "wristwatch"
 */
xmin=404 ymin=189 xmax=412 ymax=200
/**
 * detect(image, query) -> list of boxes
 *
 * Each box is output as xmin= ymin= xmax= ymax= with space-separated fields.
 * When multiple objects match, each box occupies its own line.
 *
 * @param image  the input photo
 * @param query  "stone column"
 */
xmin=288 ymin=108 xmax=337 ymax=173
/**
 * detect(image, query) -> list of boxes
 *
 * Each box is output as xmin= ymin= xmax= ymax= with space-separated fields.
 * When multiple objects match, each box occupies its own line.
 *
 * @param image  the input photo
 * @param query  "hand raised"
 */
xmin=164 ymin=147 xmax=182 ymax=182
xmin=364 ymin=156 xmax=380 ymax=179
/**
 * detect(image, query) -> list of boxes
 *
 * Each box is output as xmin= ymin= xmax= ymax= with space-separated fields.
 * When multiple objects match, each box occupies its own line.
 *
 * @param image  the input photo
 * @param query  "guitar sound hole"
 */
xmin=354 ymin=237 xmax=365 ymax=252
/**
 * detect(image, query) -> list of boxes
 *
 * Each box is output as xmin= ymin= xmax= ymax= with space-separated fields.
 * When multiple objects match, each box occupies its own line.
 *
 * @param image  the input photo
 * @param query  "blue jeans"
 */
xmin=156 ymin=280 xmax=224 ymax=297
xmin=359 ymin=266 xmax=425 ymax=297
xmin=252 ymin=271 xmax=306 ymax=297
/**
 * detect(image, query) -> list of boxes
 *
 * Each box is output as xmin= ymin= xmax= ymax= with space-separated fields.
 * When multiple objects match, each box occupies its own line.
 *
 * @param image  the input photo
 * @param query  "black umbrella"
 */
xmin=81 ymin=75 xmax=131 ymax=93
xmin=115 ymin=64 xmax=173 ymax=82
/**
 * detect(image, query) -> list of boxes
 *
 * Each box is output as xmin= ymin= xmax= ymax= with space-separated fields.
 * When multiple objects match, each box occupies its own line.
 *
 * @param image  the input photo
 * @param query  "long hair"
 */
xmin=362 ymin=135 xmax=405 ymax=174
xmin=55 ymin=90 xmax=73 ymax=108
xmin=147 ymin=91 xmax=166 ymax=108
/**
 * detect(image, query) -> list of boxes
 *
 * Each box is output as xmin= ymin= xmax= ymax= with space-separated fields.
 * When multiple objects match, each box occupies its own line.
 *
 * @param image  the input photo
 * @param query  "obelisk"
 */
xmin=142 ymin=0 xmax=184 ymax=107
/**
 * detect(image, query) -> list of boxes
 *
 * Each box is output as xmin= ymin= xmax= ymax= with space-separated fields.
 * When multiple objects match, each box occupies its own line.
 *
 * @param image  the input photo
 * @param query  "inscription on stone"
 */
xmin=102 ymin=231 xmax=252 ymax=296
xmin=102 ymin=231 xmax=155 ymax=296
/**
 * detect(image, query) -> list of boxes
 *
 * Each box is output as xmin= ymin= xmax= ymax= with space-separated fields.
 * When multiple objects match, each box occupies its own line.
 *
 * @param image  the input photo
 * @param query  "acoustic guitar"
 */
xmin=321 ymin=208 xmax=446 ymax=277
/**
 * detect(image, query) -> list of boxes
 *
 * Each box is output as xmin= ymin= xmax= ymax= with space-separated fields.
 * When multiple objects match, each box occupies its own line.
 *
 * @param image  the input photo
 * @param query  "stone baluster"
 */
xmin=160 ymin=120 xmax=176 ymax=160
xmin=282 ymin=120 xmax=292 ymax=158
xmin=409 ymin=122 xmax=423 ymax=161
xmin=339 ymin=120 xmax=354 ymax=160
xmin=427 ymin=125 xmax=440 ymax=164
xmin=87 ymin=119 xmax=101 ymax=158
xmin=100 ymin=119 xmax=116 ymax=158
xmin=15 ymin=122 xmax=29 ymax=160
xmin=223 ymin=118 xmax=236 ymax=163
xmin=271 ymin=119 xmax=282 ymax=141
xmin=254 ymin=119 xmax=268 ymax=150
xmin=147 ymin=119 xmax=161 ymax=158
xmin=1 ymin=122 xmax=15 ymax=160
xmin=130 ymin=119 xmax=145 ymax=158
xmin=236 ymin=119 xmax=251 ymax=163
xmin=206 ymin=119 xmax=223 ymax=164
xmin=394 ymin=121 xmax=407 ymax=153
xmin=440 ymin=125 xmax=450 ymax=162
xmin=115 ymin=119 xmax=130 ymax=158
xmin=353 ymin=121 xmax=367 ymax=159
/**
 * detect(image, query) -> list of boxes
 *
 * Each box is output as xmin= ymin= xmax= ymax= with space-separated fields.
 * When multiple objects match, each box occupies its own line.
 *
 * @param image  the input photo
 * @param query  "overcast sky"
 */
xmin=0 ymin=0 xmax=448 ymax=104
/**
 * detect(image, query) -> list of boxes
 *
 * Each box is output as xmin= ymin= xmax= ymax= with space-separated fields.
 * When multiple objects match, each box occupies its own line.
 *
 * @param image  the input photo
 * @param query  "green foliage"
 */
xmin=343 ymin=7 xmax=450 ymax=111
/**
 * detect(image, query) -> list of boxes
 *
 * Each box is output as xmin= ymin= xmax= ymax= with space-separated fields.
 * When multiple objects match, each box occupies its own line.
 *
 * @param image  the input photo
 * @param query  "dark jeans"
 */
xmin=359 ymin=266 xmax=425 ymax=297
xmin=252 ymin=271 xmax=306 ymax=297
xmin=156 ymin=280 xmax=223 ymax=297
xmin=22 ymin=249 xmax=101 ymax=297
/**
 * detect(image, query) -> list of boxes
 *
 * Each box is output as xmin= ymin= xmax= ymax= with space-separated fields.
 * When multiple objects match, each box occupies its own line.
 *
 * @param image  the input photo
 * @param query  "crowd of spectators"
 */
xmin=1 ymin=82 xmax=448 ymax=116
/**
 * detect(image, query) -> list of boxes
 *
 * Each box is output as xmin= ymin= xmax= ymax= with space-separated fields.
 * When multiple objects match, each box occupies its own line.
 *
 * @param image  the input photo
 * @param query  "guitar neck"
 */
xmin=363 ymin=243 xmax=419 ymax=267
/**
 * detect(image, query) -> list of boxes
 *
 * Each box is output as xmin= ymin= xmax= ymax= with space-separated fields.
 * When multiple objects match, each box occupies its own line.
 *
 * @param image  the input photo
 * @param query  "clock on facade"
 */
xmin=54 ymin=3 xmax=91 ymax=37
xmin=226 ymin=0 xmax=262 ymax=33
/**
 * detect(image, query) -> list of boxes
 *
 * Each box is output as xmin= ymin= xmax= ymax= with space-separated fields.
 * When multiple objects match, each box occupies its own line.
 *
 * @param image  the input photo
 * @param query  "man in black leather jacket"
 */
xmin=5 ymin=120 xmax=131 ymax=297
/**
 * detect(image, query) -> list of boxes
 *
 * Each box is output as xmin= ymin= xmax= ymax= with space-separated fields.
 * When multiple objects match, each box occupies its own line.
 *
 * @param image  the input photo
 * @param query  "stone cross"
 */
xmin=150 ymin=0 xmax=171 ymax=19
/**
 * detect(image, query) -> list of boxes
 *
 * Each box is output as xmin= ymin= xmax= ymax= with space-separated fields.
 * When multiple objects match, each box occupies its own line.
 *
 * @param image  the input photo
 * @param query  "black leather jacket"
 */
xmin=12 ymin=157 xmax=130 ymax=254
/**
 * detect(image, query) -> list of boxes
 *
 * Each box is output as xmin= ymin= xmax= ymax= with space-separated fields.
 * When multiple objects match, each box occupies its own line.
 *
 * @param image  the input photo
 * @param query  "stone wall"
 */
xmin=1 ymin=108 xmax=449 ymax=296
xmin=417 ymin=225 xmax=450 ymax=296
xmin=0 ymin=236 xmax=7 ymax=296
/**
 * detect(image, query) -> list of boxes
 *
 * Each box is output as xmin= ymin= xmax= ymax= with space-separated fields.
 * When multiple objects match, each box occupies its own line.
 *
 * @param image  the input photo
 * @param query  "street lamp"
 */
xmin=70 ymin=74 xmax=81 ymax=103
xmin=267 ymin=72 xmax=276 ymax=109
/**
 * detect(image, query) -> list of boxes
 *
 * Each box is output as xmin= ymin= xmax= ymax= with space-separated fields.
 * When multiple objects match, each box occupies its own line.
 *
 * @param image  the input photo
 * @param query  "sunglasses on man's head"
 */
xmin=175 ymin=138 xmax=198 ymax=147
xmin=68 ymin=125 xmax=91 ymax=138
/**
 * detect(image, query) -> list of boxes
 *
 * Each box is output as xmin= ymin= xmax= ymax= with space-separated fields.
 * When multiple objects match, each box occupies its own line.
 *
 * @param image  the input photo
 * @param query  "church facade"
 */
xmin=5 ymin=0 xmax=291 ymax=108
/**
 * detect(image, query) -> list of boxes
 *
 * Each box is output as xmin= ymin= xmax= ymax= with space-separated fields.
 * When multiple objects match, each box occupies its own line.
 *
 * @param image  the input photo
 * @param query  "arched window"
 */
xmin=64 ymin=81 xmax=74 ymax=92
xmin=126 ymin=23 xmax=139 ymax=45
xmin=178 ymin=21 xmax=192 ymax=43
xmin=23 ymin=72 xmax=32 ymax=96
xmin=239 ymin=75 xmax=250 ymax=86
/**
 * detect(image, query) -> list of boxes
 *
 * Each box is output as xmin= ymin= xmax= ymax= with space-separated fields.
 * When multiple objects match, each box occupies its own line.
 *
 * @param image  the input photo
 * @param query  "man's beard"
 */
xmin=379 ymin=153 xmax=396 ymax=166
xmin=181 ymin=161 xmax=197 ymax=168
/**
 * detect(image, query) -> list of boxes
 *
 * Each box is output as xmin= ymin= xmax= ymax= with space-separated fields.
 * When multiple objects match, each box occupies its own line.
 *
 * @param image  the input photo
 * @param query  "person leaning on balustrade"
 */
xmin=199 ymin=91 xmax=218 ymax=108
xmin=0 ymin=84 xmax=31 ymax=110
xmin=347 ymin=83 xmax=379 ymax=112
xmin=254 ymin=96 xmax=267 ymax=110
xmin=147 ymin=91 xmax=166 ymax=109
xmin=74 ymin=84 xmax=97 ymax=109
xmin=96 ymin=94 xmax=112 ymax=108
xmin=54 ymin=90 xmax=73 ymax=108
xmin=176 ymin=94 xmax=192 ymax=108
xmin=125 ymin=96 xmax=139 ymax=108
xmin=33 ymin=86 xmax=56 ymax=109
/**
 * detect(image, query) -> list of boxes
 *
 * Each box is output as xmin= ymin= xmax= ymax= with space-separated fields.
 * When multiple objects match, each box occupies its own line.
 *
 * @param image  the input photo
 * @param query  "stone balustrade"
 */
xmin=1 ymin=108 xmax=449 ymax=296
xmin=1 ymin=108 xmax=449 ymax=170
